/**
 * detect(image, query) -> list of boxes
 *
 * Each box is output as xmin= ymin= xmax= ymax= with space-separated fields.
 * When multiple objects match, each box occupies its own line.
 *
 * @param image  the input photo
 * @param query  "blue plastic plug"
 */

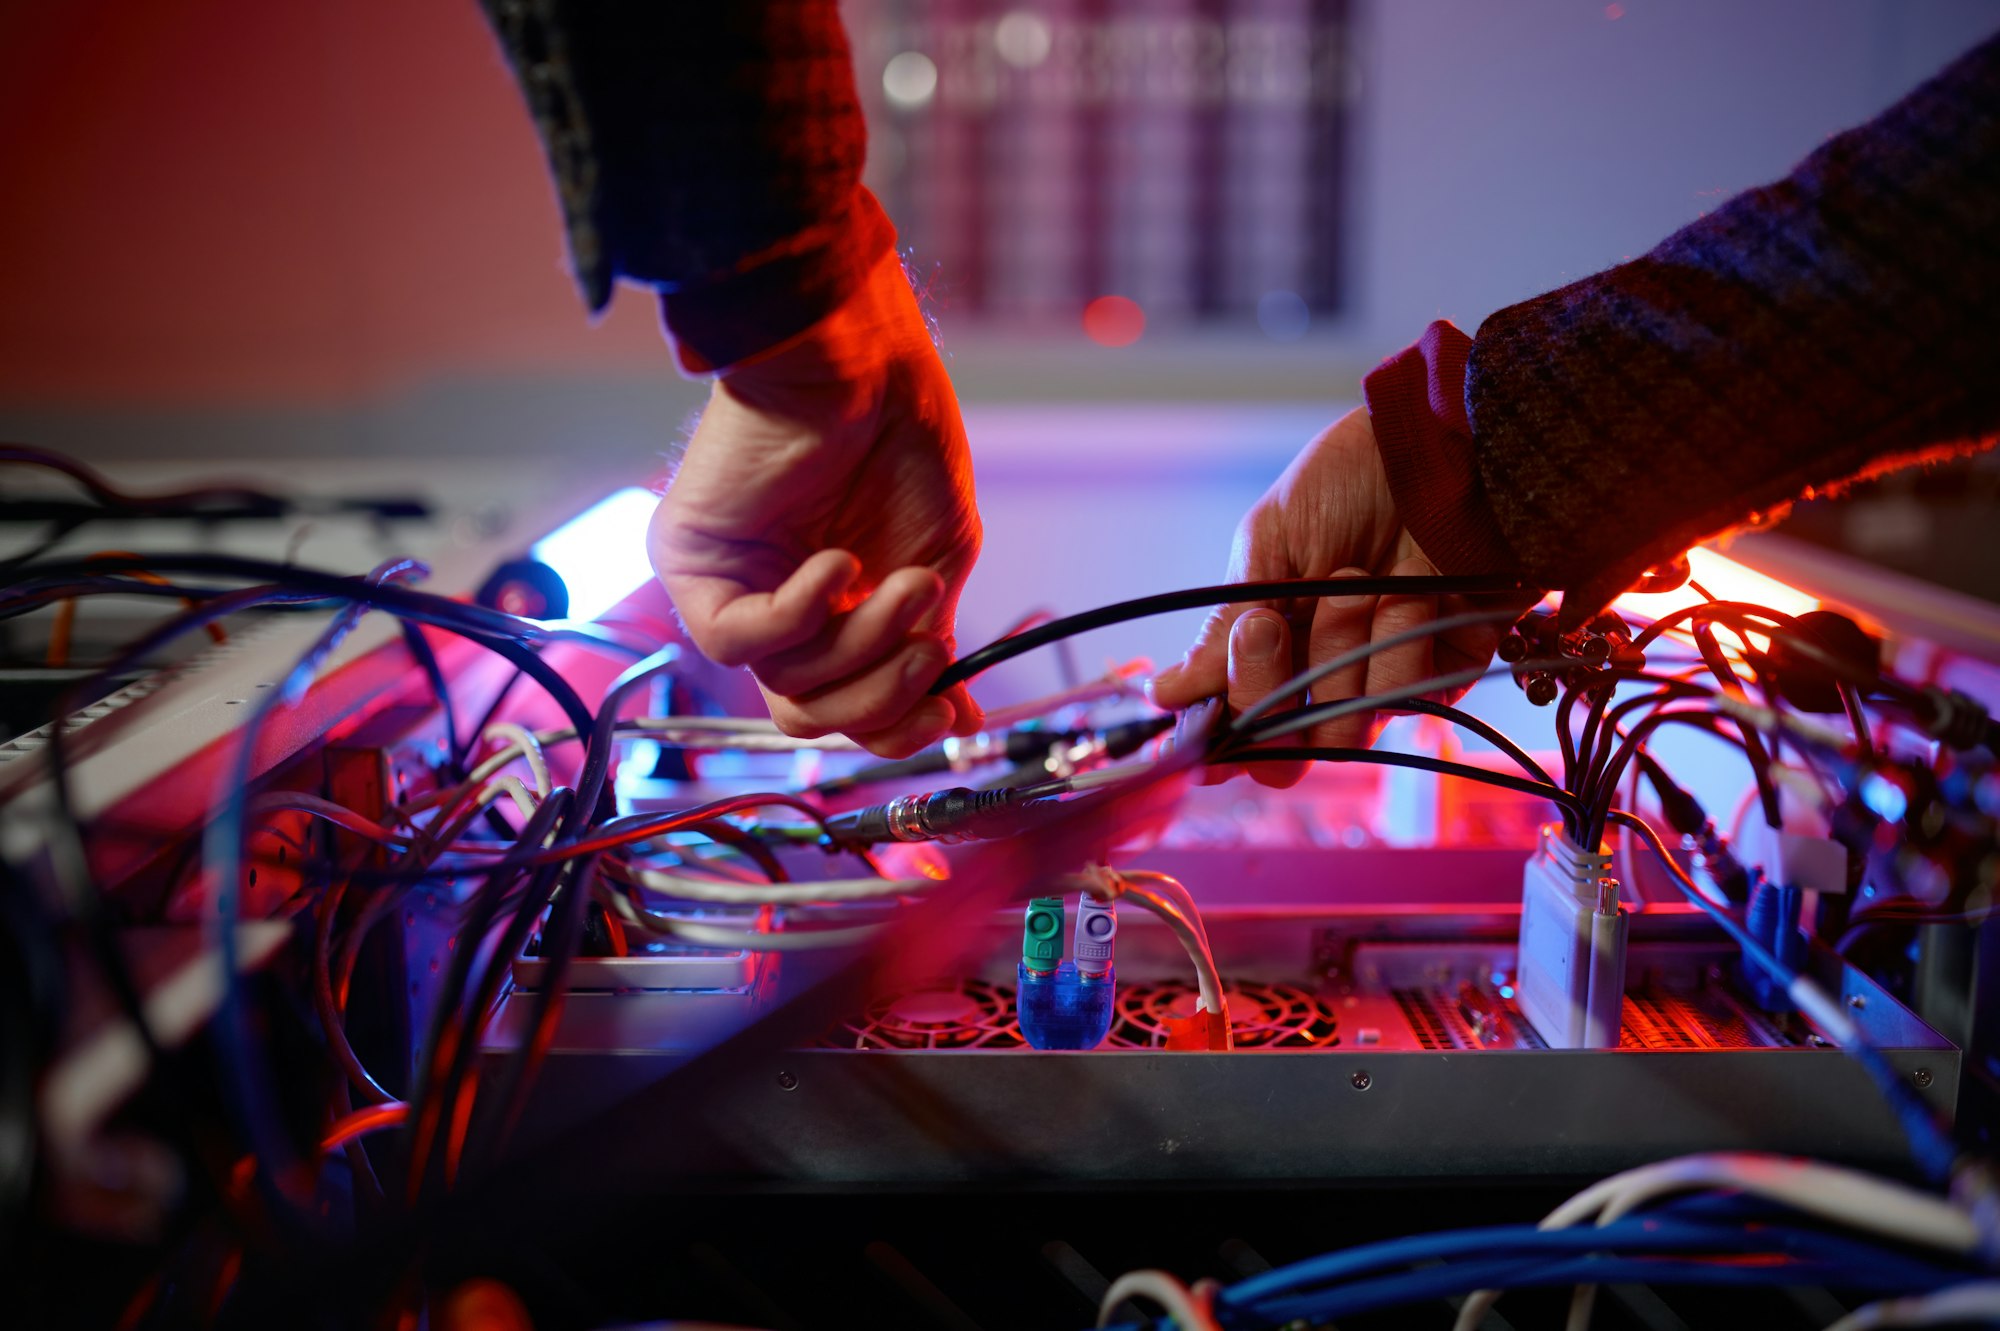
xmin=1017 ymin=894 xmax=1117 ymax=1050
xmin=1018 ymin=962 xmax=1117 ymax=1050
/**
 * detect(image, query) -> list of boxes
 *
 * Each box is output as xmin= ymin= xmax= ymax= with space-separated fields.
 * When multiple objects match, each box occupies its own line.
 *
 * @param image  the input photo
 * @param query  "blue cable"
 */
xmin=204 ymin=560 xmax=426 ymax=1204
xmin=1223 ymin=1198 xmax=1964 ymax=1311
xmin=1238 ymin=1249 xmax=1963 ymax=1328
xmin=33 ymin=554 xmax=601 ymax=1218
xmin=1610 ymin=810 xmax=1961 ymax=1185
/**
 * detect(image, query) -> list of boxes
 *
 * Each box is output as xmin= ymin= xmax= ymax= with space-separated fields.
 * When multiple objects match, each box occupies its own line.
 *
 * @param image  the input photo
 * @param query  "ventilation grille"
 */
xmin=817 ymin=977 xmax=1339 ymax=1051
xmin=1622 ymin=987 xmax=1777 ymax=1050
xmin=1110 ymin=980 xmax=1339 ymax=1050
xmin=1390 ymin=988 xmax=1453 ymax=1050
xmin=0 ymin=617 xmax=289 ymax=765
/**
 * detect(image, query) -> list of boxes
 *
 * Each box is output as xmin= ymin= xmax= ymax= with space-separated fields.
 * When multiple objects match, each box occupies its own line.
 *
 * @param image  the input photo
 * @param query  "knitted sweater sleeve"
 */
xmin=479 ymin=0 xmax=894 ymax=371
xmin=1369 ymin=30 xmax=2000 ymax=619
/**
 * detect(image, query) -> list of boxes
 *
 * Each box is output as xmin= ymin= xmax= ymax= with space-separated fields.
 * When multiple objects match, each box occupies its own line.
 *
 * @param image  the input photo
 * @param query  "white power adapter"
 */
xmin=1517 ymin=823 xmax=1628 ymax=1048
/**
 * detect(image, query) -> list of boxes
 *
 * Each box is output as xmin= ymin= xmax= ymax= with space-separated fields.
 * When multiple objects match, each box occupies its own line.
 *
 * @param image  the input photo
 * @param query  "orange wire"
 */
xmin=45 ymin=551 xmax=227 ymax=667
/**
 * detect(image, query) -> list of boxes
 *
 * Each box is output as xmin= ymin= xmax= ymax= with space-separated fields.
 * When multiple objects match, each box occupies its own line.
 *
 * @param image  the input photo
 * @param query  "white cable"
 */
xmin=641 ymin=729 xmax=862 ymax=753
xmin=1547 ymin=1155 xmax=1978 ymax=1250
xmin=1822 ymin=1281 xmax=2000 ymax=1330
xmin=1120 ymin=870 xmax=1214 ymax=953
xmin=1097 ymin=1269 xmax=1222 ymax=1331
xmin=1455 ymin=1153 xmax=1983 ymax=1331
xmin=597 ymin=881 xmax=887 ymax=952
xmin=1081 ymin=870 xmax=1231 ymax=1049
xmin=481 ymin=721 xmax=549 ymax=796
xmin=977 ymin=662 xmax=1150 ymax=732
xmin=245 ymin=792 xmax=420 ymax=849
xmin=458 ymin=716 xmax=855 ymax=797
xmin=605 ymin=858 xmax=934 ymax=905
xmin=630 ymin=912 xmax=880 ymax=952
xmin=1059 ymin=762 xmax=1157 ymax=793
xmin=422 ymin=774 xmax=540 ymax=854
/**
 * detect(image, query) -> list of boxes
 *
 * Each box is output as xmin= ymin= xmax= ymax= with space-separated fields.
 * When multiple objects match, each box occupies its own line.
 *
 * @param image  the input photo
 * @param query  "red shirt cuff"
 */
xmin=659 ymin=186 xmax=898 ymax=374
xmin=1363 ymin=320 xmax=1518 ymax=576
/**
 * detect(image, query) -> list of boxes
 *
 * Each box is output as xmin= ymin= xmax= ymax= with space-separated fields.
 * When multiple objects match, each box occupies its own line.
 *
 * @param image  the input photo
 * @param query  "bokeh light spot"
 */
xmin=995 ymin=12 xmax=1054 ymax=68
xmin=883 ymin=51 xmax=939 ymax=109
xmin=1082 ymin=294 xmax=1145 ymax=347
xmin=1257 ymin=289 xmax=1311 ymax=341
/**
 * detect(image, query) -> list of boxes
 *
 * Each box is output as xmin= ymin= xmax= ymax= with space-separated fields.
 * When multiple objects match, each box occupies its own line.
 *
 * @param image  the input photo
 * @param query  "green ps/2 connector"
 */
xmin=1021 ymin=895 xmax=1064 ymax=974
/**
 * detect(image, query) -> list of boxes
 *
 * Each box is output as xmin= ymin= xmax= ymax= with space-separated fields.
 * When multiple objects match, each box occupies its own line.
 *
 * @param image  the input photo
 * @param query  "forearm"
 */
xmin=481 ymin=0 xmax=895 ymax=369
xmin=1371 ymin=33 xmax=2000 ymax=615
xmin=1470 ymin=32 xmax=2000 ymax=612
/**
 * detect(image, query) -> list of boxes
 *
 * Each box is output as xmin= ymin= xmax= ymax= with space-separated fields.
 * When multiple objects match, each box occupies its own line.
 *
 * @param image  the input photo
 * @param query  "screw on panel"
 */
xmin=1847 ymin=994 xmax=1867 ymax=1009
xmin=1912 ymin=1068 xmax=1934 ymax=1089
xmin=777 ymin=1070 xmax=799 ymax=1091
xmin=1350 ymin=1070 xmax=1372 ymax=1091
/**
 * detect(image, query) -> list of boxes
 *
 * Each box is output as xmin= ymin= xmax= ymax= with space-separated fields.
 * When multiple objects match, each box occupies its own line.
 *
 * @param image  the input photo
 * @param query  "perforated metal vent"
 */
xmin=821 ymin=978 xmax=1027 ymax=1050
xmin=1392 ymin=988 xmax=1456 ymax=1050
xmin=1111 ymin=979 xmax=1340 ymax=1049
xmin=818 ymin=976 xmax=1340 ymax=1051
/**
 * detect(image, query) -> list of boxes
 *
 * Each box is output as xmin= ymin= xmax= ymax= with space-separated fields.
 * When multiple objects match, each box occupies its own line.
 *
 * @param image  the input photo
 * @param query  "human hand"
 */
xmin=649 ymin=252 xmax=983 ymax=758
xmin=1150 ymin=407 xmax=1504 ymax=786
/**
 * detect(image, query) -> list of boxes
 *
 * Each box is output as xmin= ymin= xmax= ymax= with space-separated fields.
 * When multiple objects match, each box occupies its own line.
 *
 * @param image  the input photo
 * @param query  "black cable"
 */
xmin=931 ymin=574 xmax=1529 ymax=692
xmin=1579 ymin=681 xmax=1714 ymax=809
xmin=399 ymin=621 xmax=463 ymax=780
xmin=18 ymin=555 xmax=596 ymax=740
xmin=1588 ymin=706 xmax=1763 ymax=845
xmin=1227 ymin=695 xmax=1558 ymax=790
xmin=455 ymin=667 xmax=526 ymax=773
xmin=1840 ymin=681 xmax=1877 ymax=761
xmin=1691 ymin=619 xmax=1783 ymax=830
xmin=1556 ymin=682 xmax=1586 ymax=796
xmin=405 ymin=790 xmax=573 ymax=1200
xmin=27 ymin=558 xmax=594 ymax=1229
xmin=0 ymin=443 xmax=289 ymax=517
xmin=1226 ymin=747 xmax=1585 ymax=821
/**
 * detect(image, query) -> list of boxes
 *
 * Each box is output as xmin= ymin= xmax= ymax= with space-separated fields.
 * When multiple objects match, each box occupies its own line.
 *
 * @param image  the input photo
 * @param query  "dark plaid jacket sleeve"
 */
xmin=480 ymin=0 xmax=896 ymax=370
xmin=1369 ymin=31 xmax=2000 ymax=618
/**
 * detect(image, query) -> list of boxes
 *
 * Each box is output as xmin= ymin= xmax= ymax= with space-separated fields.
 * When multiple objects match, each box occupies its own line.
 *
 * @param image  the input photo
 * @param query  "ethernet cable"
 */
xmin=1182 ymin=1191 xmax=1984 ymax=1330
xmin=1611 ymin=809 xmax=1964 ymax=1186
xmin=1450 ymin=1152 xmax=1990 ymax=1331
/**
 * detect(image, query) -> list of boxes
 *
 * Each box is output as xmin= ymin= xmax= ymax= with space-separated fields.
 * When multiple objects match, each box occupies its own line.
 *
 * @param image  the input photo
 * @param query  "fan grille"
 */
xmin=820 ymin=978 xmax=1026 ymax=1050
xmin=817 ymin=977 xmax=1340 ymax=1050
xmin=1110 ymin=979 xmax=1340 ymax=1049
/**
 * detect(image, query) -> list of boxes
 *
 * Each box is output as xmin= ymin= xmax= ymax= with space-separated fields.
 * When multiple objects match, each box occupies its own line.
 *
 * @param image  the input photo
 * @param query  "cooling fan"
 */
xmin=820 ymin=977 xmax=1342 ymax=1050
xmin=1110 ymin=979 xmax=1341 ymax=1049
xmin=821 ymin=978 xmax=1027 ymax=1049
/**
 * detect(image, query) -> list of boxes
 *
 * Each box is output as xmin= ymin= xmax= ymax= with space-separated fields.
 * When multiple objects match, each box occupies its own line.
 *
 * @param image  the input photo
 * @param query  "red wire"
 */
xmin=322 ymin=1100 xmax=409 ymax=1152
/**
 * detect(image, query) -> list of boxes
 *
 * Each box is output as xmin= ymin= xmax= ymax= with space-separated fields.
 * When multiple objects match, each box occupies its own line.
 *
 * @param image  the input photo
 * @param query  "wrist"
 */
xmin=712 ymin=249 xmax=939 ymax=436
xmin=1363 ymin=321 xmax=1518 ymax=576
xmin=661 ymin=187 xmax=899 ymax=376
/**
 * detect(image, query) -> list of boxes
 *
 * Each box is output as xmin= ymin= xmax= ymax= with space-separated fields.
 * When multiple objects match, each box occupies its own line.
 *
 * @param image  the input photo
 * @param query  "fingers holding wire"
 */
xmin=659 ymin=547 xmax=862 ymax=669
xmin=1206 ymin=609 xmax=1308 ymax=787
xmin=1301 ymin=568 xmax=1380 ymax=749
xmin=1361 ymin=552 xmax=1440 ymax=715
xmin=752 ymin=566 xmax=944 ymax=698
xmin=1151 ymin=602 xmax=1242 ymax=712
xmin=763 ymin=636 xmax=959 ymax=756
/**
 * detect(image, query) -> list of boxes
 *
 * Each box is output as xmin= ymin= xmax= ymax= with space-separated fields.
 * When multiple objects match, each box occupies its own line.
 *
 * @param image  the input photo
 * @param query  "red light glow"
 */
xmin=1614 ymin=547 xmax=1819 ymax=658
xmin=1082 ymin=295 xmax=1146 ymax=347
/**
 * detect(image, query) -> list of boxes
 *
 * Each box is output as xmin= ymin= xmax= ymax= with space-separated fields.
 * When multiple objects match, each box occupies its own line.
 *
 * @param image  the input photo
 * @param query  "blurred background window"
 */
xmin=846 ymin=0 xmax=1352 ymax=340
